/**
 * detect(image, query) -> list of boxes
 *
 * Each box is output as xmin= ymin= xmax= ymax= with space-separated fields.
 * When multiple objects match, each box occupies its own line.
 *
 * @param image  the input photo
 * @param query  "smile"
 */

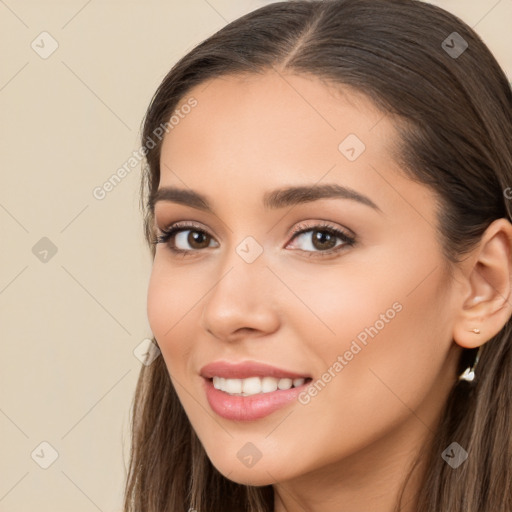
xmin=203 ymin=376 xmax=313 ymax=421
xmin=211 ymin=376 xmax=310 ymax=396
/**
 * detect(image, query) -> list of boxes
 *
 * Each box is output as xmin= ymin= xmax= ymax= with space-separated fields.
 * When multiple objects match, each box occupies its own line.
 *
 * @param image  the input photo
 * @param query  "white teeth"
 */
xmin=242 ymin=377 xmax=261 ymax=395
xmin=261 ymin=376 xmax=278 ymax=393
xmin=277 ymin=378 xmax=293 ymax=390
xmin=224 ymin=378 xmax=242 ymax=394
xmin=212 ymin=376 xmax=308 ymax=396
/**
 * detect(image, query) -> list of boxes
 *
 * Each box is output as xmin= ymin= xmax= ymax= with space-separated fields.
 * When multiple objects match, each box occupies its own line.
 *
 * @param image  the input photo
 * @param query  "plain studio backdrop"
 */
xmin=0 ymin=1 xmax=510 ymax=511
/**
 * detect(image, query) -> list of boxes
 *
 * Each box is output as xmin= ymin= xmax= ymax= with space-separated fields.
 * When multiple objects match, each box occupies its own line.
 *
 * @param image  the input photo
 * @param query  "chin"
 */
xmin=220 ymin=468 xmax=277 ymax=487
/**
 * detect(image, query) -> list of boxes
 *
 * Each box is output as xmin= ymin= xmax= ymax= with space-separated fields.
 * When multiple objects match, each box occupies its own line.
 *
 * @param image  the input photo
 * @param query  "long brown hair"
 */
xmin=123 ymin=1 xmax=512 ymax=510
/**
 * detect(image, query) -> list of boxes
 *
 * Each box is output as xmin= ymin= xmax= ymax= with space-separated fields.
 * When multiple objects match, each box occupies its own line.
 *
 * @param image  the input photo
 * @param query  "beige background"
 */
xmin=0 ymin=1 xmax=510 ymax=510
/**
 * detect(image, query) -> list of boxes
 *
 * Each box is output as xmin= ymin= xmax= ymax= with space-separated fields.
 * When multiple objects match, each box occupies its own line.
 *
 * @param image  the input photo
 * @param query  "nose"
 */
xmin=199 ymin=251 xmax=280 ymax=343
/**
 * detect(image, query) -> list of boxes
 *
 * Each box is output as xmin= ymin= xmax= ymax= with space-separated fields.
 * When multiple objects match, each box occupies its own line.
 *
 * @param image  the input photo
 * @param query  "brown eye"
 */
xmin=153 ymin=223 xmax=218 ymax=254
xmin=184 ymin=230 xmax=211 ymax=249
xmin=288 ymin=223 xmax=355 ymax=257
xmin=310 ymin=229 xmax=338 ymax=251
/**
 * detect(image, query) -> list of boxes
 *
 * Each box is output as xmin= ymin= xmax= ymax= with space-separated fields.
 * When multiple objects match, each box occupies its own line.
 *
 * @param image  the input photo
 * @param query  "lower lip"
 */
xmin=203 ymin=377 xmax=311 ymax=421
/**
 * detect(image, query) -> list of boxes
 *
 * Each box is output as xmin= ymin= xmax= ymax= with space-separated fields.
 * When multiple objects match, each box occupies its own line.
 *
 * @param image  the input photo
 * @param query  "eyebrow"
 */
xmin=149 ymin=183 xmax=381 ymax=213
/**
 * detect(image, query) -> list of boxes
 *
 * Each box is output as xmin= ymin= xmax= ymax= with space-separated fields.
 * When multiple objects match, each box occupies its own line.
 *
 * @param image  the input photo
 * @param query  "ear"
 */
xmin=453 ymin=218 xmax=512 ymax=349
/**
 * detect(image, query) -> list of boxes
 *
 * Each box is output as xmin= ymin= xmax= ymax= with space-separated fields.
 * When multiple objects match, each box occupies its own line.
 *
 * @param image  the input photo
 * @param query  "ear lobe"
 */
xmin=453 ymin=218 xmax=512 ymax=349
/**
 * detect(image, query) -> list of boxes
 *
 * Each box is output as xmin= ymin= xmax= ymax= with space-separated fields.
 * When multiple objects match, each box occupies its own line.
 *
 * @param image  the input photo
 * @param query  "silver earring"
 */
xmin=458 ymin=341 xmax=483 ymax=382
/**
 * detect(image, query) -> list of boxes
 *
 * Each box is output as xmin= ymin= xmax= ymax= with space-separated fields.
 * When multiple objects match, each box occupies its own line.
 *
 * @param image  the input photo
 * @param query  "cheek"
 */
xmin=146 ymin=259 xmax=194 ymax=362
xmin=286 ymin=252 xmax=453 ymax=412
xmin=316 ymin=267 xmax=452 ymax=418
xmin=146 ymin=264 xmax=172 ymax=341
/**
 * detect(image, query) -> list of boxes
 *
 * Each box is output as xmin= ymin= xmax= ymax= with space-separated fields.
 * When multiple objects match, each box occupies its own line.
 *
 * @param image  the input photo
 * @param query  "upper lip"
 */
xmin=200 ymin=360 xmax=311 ymax=380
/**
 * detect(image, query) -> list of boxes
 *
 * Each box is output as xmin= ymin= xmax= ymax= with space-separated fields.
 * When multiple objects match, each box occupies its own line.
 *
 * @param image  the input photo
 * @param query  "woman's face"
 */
xmin=147 ymin=72 xmax=464 ymax=486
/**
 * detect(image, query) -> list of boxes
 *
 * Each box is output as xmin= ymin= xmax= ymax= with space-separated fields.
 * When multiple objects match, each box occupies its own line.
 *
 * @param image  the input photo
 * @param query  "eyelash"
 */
xmin=152 ymin=221 xmax=356 ymax=258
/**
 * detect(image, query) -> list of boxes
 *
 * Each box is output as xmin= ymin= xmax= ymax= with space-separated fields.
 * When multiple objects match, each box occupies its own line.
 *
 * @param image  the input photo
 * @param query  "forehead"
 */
xmin=168 ymin=71 xmax=390 ymax=139
xmin=160 ymin=71 xmax=400 ymax=182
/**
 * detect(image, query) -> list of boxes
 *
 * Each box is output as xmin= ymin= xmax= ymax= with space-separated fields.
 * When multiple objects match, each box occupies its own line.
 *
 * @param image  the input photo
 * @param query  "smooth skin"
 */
xmin=147 ymin=71 xmax=512 ymax=512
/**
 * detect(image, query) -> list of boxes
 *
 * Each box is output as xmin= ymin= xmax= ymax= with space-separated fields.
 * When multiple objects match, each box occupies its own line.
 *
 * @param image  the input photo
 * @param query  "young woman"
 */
xmin=124 ymin=1 xmax=512 ymax=510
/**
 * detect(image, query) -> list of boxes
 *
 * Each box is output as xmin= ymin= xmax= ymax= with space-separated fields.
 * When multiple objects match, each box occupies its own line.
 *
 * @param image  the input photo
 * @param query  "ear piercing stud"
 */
xmin=471 ymin=328 xmax=480 ymax=334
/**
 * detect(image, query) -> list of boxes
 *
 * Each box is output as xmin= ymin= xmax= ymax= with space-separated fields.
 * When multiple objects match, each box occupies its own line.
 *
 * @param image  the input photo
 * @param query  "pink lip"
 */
xmin=200 ymin=360 xmax=311 ymax=380
xmin=202 ymin=377 xmax=311 ymax=421
xmin=200 ymin=360 xmax=312 ymax=421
